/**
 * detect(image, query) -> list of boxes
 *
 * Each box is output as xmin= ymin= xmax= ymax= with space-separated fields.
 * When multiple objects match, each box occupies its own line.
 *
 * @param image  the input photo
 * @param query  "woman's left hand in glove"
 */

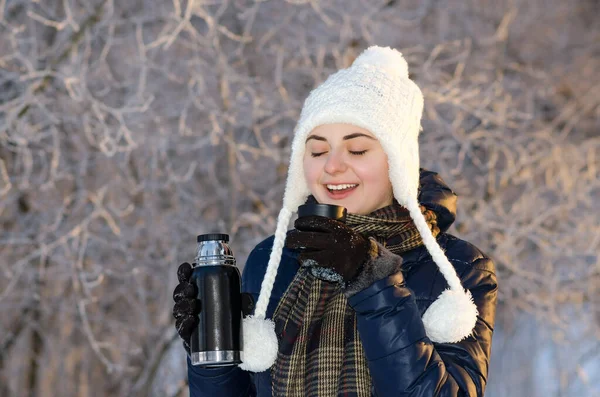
xmin=285 ymin=215 xmax=377 ymax=284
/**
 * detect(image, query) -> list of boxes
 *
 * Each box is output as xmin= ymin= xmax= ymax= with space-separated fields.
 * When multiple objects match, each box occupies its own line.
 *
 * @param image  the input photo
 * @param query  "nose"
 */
xmin=324 ymin=149 xmax=347 ymax=175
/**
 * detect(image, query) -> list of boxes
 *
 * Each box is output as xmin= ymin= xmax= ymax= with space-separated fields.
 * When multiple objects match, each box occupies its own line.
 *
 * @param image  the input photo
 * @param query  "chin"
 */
xmin=340 ymin=202 xmax=358 ymax=212
xmin=338 ymin=202 xmax=364 ymax=215
xmin=347 ymin=206 xmax=367 ymax=215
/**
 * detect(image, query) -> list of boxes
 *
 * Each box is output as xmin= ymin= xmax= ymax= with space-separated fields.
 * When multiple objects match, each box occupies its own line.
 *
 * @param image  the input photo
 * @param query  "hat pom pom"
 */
xmin=421 ymin=289 xmax=478 ymax=343
xmin=352 ymin=46 xmax=409 ymax=79
xmin=238 ymin=316 xmax=278 ymax=372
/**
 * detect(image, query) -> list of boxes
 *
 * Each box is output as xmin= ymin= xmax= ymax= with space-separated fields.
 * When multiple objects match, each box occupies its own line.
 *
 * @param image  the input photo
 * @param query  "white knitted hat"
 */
xmin=239 ymin=46 xmax=478 ymax=372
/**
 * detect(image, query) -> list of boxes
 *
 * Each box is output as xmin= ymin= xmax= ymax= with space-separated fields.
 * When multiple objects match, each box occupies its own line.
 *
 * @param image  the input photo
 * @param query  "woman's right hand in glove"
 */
xmin=173 ymin=262 xmax=201 ymax=353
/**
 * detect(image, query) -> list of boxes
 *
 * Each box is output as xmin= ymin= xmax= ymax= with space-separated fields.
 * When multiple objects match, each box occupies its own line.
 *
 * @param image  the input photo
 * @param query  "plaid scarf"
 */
xmin=271 ymin=200 xmax=440 ymax=396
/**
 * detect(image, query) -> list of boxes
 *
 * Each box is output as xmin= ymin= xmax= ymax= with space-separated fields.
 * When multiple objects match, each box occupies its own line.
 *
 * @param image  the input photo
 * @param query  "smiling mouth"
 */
xmin=326 ymin=183 xmax=358 ymax=192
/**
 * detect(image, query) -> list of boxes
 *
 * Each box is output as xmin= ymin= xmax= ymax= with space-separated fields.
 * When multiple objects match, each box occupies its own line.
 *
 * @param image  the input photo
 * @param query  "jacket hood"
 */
xmin=418 ymin=169 xmax=457 ymax=233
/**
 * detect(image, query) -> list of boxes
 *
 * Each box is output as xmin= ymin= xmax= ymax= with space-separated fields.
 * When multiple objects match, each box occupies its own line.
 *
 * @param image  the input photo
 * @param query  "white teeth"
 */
xmin=326 ymin=184 xmax=357 ymax=191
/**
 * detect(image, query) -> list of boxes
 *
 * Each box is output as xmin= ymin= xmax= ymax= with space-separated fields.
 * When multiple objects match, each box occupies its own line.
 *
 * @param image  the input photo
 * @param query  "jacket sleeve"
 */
xmin=187 ymin=358 xmax=255 ymax=397
xmin=347 ymin=255 xmax=497 ymax=396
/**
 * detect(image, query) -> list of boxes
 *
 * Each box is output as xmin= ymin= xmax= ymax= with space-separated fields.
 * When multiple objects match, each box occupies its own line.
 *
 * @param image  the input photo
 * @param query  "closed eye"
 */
xmin=311 ymin=150 xmax=367 ymax=157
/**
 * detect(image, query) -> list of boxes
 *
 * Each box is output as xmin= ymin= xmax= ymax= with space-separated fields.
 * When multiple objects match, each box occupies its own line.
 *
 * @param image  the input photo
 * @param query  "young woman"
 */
xmin=173 ymin=46 xmax=497 ymax=396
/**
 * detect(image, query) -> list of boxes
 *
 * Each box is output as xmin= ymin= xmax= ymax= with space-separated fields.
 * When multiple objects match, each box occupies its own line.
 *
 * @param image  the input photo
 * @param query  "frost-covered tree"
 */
xmin=0 ymin=0 xmax=598 ymax=396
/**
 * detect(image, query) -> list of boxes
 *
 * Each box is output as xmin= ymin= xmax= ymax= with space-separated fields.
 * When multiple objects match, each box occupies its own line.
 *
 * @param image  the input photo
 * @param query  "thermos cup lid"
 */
xmin=297 ymin=203 xmax=347 ymax=222
xmin=197 ymin=233 xmax=230 ymax=243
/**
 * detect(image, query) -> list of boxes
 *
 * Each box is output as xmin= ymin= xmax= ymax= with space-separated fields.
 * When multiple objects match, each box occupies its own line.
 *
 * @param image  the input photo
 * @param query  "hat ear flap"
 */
xmin=239 ymin=208 xmax=292 ymax=372
xmin=405 ymin=198 xmax=478 ymax=343
xmin=240 ymin=113 xmax=312 ymax=372
xmin=387 ymin=136 xmax=420 ymax=208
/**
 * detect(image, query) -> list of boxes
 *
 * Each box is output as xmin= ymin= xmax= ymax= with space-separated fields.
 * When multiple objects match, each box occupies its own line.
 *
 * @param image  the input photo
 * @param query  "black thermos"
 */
xmin=190 ymin=233 xmax=243 ymax=367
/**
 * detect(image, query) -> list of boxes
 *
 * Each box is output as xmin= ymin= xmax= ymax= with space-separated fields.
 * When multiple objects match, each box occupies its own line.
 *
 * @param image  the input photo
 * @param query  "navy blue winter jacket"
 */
xmin=187 ymin=170 xmax=498 ymax=396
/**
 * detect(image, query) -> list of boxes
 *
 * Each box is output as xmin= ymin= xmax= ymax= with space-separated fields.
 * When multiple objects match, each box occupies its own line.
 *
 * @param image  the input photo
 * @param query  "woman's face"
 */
xmin=303 ymin=123 xmax=394 ymax=215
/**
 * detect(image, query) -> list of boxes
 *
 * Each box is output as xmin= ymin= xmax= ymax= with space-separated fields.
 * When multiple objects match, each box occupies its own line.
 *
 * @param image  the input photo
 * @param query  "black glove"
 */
xmin=172 ymin=262 xmax=256 ymax=354
xmin=173 ymin=262 xmax=200 ymax=354
xmin=285 ymin=216 xmax=376 ymax=286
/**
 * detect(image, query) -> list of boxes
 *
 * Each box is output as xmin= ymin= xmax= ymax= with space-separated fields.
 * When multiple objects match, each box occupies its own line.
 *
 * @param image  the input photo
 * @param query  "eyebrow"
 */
xmin=305 ymin=132 xmax=376 ymax=143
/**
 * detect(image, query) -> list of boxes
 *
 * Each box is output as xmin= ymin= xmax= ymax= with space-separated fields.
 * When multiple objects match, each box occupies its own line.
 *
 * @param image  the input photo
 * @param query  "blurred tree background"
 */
xmin=0 ymin=0 xmax=598 ymax=396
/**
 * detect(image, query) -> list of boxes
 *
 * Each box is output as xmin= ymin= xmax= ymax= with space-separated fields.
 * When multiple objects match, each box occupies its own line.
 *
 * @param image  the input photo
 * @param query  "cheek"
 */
xmin=355 ymin=157 xmax=389 ymax=184
xmin=303 ymin=156 xmax=321 ymax=185
xmin=356 ymin=158 xmax=393 ymax=198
